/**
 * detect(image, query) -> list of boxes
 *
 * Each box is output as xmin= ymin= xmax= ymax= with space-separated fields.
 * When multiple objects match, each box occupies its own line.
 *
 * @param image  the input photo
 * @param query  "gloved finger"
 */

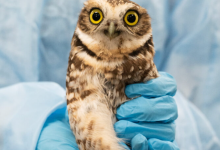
xmin=125 ymin=72 xmax=177 ymax=98
xmin=114 ymin=120 xmax=175 ymax=142
xmin=131 ymin=134 xmax=148 ymax=150
xmin=117 ymin=96 xmax=178 ymax=123
xmin=148 ymin=139 xmax=179 ymax=150
xmin=36 ymin=119 xmax=79 ymax=150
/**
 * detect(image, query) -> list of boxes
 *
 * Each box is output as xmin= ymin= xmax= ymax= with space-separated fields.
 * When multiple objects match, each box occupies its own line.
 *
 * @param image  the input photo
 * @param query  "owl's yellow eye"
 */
xmin=124 ymin=11 xmax=139 ymax=26
xmin=90 ymin=9 xmax=103 ymax=25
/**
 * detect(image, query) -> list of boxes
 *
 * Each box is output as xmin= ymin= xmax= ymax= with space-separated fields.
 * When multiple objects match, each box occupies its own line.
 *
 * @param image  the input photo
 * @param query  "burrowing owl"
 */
xmin=66 ymin=0 xmax=159 ymax=149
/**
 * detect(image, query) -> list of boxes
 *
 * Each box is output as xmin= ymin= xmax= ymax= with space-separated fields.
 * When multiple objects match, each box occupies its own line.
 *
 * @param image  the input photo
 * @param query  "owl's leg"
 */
xmin=68 ymin=99 xmax=125 ymax=150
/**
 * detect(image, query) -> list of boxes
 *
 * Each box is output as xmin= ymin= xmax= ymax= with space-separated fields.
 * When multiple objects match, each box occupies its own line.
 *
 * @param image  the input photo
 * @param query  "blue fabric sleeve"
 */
xmin=0 ymin=82 xmax=66 ymax=150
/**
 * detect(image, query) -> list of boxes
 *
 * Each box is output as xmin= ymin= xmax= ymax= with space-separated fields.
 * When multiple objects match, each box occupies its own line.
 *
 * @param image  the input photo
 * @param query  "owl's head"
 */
xmin=74 ymin=0 xmax=152 ymax=59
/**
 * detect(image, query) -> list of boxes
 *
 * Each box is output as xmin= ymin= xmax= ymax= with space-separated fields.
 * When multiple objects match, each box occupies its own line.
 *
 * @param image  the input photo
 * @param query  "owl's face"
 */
xmin=75 ymin=0 xmax=152 ymax=57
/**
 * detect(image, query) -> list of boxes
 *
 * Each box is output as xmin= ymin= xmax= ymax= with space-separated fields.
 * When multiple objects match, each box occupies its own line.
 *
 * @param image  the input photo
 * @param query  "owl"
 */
xmin=66 ymin=0 xmax=159 ymax=149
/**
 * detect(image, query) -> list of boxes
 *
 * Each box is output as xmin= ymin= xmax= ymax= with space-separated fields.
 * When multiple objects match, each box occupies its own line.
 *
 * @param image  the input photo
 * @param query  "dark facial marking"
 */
xmin=134 ymin=13 xmax=151 ymax=36
xmin=73 ymin=34 xmax=104 ymax=61
xmin=129 ymin=36 xmax=154 ymax=57
xmin=78 ymin=8 xmax=91 ymax=32
xmin=75 ymin=35 xmax=97 ymax=58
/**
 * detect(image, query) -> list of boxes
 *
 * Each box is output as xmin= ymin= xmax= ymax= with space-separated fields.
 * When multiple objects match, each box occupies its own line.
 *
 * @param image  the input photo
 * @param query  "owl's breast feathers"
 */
xmin=66 ymin=33 xmax=158 ymax=111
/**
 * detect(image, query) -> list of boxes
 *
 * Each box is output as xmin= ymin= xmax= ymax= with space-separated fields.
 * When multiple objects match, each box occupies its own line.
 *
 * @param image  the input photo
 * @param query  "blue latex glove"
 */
xmin=36 ymin=72 xmax=179 ymax=150
xmin=114 ymin=72 xmax=179 ymax=150
xmin=36 ymin=110 xmax=79 ymax=150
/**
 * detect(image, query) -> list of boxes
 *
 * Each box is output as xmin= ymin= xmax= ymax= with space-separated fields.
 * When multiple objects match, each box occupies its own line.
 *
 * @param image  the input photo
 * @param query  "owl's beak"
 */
xmin=105 ymin=22 xmax=120 ymax=40
xmin=108 ymin=22 xmax=116 ymax=39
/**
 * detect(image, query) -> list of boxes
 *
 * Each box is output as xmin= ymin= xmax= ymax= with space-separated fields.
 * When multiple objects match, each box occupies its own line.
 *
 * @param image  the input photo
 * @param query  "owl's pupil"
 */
xmin=127 ymin=14 xmax=136 ymax=23
xmin=93 ymin=12 xmax=101 ymax=21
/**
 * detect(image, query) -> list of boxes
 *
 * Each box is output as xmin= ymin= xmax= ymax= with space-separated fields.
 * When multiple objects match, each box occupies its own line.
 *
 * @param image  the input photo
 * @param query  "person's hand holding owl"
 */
xmin=36 ymin=72 xmax=179 ymax=150
xmin=115 ymin=72 xmax=179 ymax=150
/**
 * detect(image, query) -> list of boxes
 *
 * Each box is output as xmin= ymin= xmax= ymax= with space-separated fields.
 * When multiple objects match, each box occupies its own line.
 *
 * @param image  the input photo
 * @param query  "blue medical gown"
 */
xmin=0 ymin=0 xmax=220 ymax=149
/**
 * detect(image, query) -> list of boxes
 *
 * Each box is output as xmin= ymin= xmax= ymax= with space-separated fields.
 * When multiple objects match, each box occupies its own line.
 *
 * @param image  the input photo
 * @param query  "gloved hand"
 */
xmin=36 ymin=72 xmax=179 ymax=150
xmin=114 ymin=72 xmax=179 ymax=150
xmin=36 ymin=114 xmax=79 ymax=150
